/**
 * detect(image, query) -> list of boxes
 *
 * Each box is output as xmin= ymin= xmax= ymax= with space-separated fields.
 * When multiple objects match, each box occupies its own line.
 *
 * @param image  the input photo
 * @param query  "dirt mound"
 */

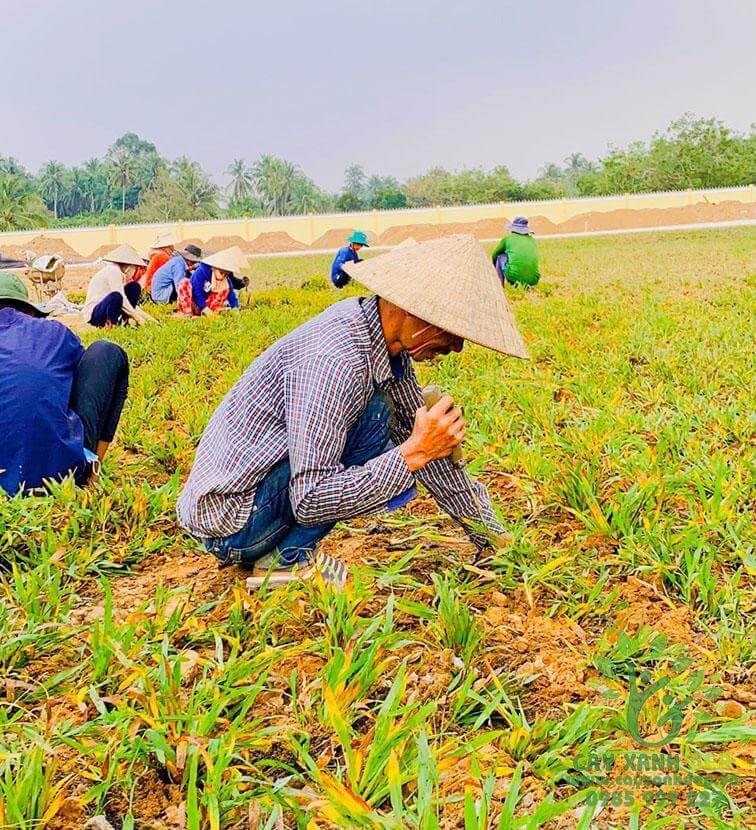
xmin=180 ymin=237 xmax=204 ymax=250
xmin=556 ymin=200 xmax=756 ymax=233
xmin=0 ymin=244 xmax=29 ymax=261
xmin=379 ymin=218 xmax=510 ymax=245
xmin=310 ymin=228 xmax=357 ymax=249
xmin=203 ymin=235 xmax=248 ymax=252
xmin=528 ymin=215 xmax=559 ymax=234
xmin=247 ymin=232 xmax=308 ymax=254
xmin=88 ymin=244 xmax=118 ymax=261
xmin=22 ymin=236 xmax=82 ymax=261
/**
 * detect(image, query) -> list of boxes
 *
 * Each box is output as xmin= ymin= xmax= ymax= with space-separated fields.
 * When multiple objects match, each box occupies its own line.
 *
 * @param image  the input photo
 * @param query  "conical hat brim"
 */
xmin=202 ymin=246 xmax=249 ymax=274
xmin=343 ymin=234 xmax=529 ymax=359
xmin=103 ymin=245 xmax=146 ymax=267
xmin=152 ymin=232 xmax=177 ymax=248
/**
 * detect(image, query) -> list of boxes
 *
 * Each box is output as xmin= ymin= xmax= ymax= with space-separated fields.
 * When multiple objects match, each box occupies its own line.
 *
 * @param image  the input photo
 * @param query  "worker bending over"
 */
xmin=491 ymin=217 xmax=541 ymax=287
xmin=143 ymin=231 xmax=177 ymax=295
xmin=151 ymin=244 xmax=203 ymax=304
xmin=82 ymin=245 xmax=156 ymax=328
xmin=178 ymin=234 xmax=528 ymax=573
xmin=330 ymin=230 xmax=368 ymax=287
xmin=0 ymin=274 xmax=129 ymax=495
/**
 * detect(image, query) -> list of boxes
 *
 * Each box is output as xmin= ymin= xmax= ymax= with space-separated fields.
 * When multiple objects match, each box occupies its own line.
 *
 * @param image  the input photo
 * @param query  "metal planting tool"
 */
xmin=422 ymin=384 xmax=509 ymax=550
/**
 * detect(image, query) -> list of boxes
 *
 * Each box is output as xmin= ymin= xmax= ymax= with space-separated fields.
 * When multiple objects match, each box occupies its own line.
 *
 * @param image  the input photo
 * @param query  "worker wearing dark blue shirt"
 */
xmin=0 ymin=273 xmax=129 ymax=495
xmin=330 ymin=230 xmax=369 ymax=287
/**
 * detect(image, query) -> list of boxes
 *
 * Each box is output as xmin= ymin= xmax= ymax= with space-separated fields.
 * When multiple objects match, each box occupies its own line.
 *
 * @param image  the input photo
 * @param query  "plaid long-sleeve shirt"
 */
xmin=176 ymin=296 xmax=505 ymax=547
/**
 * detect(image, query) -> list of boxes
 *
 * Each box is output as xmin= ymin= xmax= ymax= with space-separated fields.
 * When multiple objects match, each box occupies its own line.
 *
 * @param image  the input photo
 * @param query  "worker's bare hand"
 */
xmin=399 ymin=395 xmax=465 ymax=472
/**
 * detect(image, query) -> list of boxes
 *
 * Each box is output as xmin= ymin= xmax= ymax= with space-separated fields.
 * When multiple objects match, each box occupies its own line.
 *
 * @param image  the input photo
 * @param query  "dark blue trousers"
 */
xmin=69 ymin=342 xmax=129 ymax=484
xmin=205 ymin=391 xmax=416 ymax=568
xmin=89 ymin=282 xmax=141 ymax=327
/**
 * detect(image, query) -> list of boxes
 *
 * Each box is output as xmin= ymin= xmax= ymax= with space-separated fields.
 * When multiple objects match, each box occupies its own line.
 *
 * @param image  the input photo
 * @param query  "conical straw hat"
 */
xmin=202 ymin=245 xmax=249 ymax=274
xmin=152 ymin=230 xmax=177 ymax=248
xmin=103 ymin=244 xmax=147 ymax=267
xmin=343 ymin=234 xmax=529 ymax=359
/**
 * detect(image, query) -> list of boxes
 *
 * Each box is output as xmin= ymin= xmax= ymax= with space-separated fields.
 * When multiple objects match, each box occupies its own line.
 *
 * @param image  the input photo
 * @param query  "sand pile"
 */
xmin=528 ymin=215 xmax=559 ymax=234
xmin=23 ymin=236 xmax=82 ymax=261
xmin=88 ymin=244 xmax=118 ymax=261
xmin=247 ymin=232 xmax=308 ymax=254
xmin=311 ymin=228 xmax=357 ymax=249
xmin=0 ymin=244 xmax=29 ymax=261
xmin=204 ymin=235 xmax=248 ymax=252
xmin=556 ymin=200 xmax=756 ymax=233
xmin=378 ymin=219 xmax=506 ymax=245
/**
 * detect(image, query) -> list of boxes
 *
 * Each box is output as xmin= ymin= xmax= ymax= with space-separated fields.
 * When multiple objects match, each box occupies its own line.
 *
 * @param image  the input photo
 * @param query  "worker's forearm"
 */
xmin=291 ymin=448 xmax=415 ymax=526
xmin=417 ymin=461 xmax=505 ymax=546
xmin=490 ymin=239 xmax=506 ymax=263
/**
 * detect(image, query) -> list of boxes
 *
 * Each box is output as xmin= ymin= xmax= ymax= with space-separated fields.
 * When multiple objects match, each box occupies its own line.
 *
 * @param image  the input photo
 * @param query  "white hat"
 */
xmin=343 ymin=234 xmax=528 ymax=359
xmin=103 ymin=244 xmax=147 ymax=268
xmin=152 ymin=231 xmax=177 ymax=249
xmin=202 ymin=246 xmax=249 ymax=275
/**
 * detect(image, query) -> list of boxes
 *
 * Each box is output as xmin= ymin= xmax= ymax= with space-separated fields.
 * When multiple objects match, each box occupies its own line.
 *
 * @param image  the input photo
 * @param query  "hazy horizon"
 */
xmin=4 ymin=0 xmax=755 ymax=191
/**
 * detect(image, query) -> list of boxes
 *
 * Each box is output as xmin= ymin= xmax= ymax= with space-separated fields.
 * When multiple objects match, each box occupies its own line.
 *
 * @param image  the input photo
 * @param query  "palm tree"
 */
xmin=83 ymin=158 xmax=104 ymax=213
xmin=226 ymin=158 xmax=254 ymax=204
xmin=171 ymin=157 xmax=220 ymax=217
xmin=39 ymin=160 xmax=66 ymax=219
xmin=108 ymin=149 xmax=136 ymax=212
xmin=0 ymin=175 xmax=50 ymax=231
xmin=0 ymin=156 xmax=25 ymax=176
xmin=251 ymin=155 xmax=300 ymax=215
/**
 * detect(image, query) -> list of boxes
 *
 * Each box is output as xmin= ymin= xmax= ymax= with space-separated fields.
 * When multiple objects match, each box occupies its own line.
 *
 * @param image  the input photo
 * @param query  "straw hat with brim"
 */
xmin=152 ymin=231 xmax=177 ymax=249
xmin=0 ymin=272 xmax=50 ymax=317
xmin=202 ymin=245 xmax=249 ymax=274
xmin=342 ymin=234 xmax=529 ymax=359
xmin=103 ymin=245 xmax=147 ymax=268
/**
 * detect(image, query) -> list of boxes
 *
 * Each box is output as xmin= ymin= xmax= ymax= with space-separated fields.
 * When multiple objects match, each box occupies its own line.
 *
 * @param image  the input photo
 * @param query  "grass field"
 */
xmin=1 ymin=228 xmax=754 ymax=829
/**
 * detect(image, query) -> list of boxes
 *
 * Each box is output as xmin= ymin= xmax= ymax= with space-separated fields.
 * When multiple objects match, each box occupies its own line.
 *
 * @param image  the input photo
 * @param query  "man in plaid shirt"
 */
xmin=177 ymin=236 xmax=526 ymax=570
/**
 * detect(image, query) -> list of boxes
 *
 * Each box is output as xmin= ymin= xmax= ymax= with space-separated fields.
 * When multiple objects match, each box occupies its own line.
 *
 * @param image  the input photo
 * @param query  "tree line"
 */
xmin=0 ymin=115 xmax=753 ymax=232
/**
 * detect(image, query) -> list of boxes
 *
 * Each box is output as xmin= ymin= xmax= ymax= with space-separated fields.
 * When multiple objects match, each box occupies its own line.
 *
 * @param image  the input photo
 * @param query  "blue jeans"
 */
xmin=205 ymin=391 xmax=416 ymax=568
xmin=494 ymin=253 xmax=509 ymax=284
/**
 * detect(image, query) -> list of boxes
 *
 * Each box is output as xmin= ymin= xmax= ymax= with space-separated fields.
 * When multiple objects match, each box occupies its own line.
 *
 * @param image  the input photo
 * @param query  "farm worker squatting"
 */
xmin=330 ymin=230 xmax=369 ymax=287
xmin=0 ymin=273 xmax=129 ymax=496
xmin=142 ymin=231 xmax=177 ymax=294
xmin=151 ymin=244 xmax=203 ymax=304
xmin=177 ymin=234 xmax=529 ymax=572
xmin=491 ymin=216 xmax=541 ymax=287
xmin=81 ymin=245 xmax=157 ymax=328
xmin=178 ymin=246 xmax=248 ymax=317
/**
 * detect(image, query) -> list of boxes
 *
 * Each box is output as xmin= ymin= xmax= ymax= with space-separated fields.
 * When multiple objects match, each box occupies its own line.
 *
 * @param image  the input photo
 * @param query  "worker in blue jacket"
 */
xmin=0 ymin=273 xmax=129 ymax=495
xmin=330 ymin=231 xmax=369 ymax=287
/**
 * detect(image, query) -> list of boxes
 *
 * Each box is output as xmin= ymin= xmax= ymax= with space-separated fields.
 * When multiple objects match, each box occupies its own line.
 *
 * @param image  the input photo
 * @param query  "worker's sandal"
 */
xmin=245 ymin=551 xmax=347 ymax=591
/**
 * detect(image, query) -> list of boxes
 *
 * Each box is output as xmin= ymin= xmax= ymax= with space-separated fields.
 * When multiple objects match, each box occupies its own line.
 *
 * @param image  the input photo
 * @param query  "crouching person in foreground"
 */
xmin=0 ymin=273 xmax=129 ymax=496
xmin=177 ymin=235 xmax=528 ymax=575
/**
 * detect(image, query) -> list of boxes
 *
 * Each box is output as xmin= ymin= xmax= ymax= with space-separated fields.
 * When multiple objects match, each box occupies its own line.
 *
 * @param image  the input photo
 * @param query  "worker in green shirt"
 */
xmin=491 ymin=216 xmax=541 ymax=287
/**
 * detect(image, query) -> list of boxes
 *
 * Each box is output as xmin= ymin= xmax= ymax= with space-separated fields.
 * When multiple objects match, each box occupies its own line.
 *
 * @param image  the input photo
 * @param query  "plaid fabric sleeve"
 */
xmin=388 ymin=371 xmax=506 ymax=549
xmin=284 ymin=359 xmax=416 ymax=526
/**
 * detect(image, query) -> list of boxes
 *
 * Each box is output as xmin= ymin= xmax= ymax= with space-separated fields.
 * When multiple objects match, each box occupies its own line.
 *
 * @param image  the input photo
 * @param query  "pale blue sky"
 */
xmin=4 ymin=0 xmax=755 ymax=190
